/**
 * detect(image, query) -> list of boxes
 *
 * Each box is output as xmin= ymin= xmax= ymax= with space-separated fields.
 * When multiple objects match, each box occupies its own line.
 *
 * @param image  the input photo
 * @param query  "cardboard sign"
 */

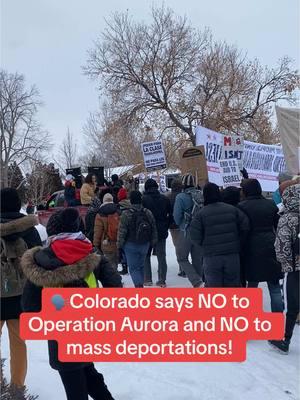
xmin=219 ymin=159 xmax=241 ymax=188
xmin=141 ymin=141 xmax=167 ymax=172
xmin=180 ymin=146 xmax=208 ymax=184
xmin=222 ymin=135 xmax=244 ymax=170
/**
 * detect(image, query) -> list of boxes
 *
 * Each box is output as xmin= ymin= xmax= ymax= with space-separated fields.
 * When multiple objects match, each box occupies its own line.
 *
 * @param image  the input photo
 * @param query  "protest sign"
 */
xmin=219 ymin=159 xmax=241 ymax=188
xmin=180 ymin=146 xmax=208 ymax=184
xmin=222 ymin=135 xmax=244 ymax=170
xmin=141 ymin=140 xmax=167 ymax=172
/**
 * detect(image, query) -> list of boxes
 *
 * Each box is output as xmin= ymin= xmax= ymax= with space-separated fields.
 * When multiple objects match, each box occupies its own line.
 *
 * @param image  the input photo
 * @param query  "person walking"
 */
xmin=165 ymin=178 xmax=186 ymax=277
xmin=238 ymin=179 xmax=284 ymax=312
xmin=85 ymin=197 xmax=102 ymax=241
xmin=117 ymin=191 xmax=157 ymax=288
xmin=21 ymin=208 xmax=121 ymax=400
xmin=80 ymin=174 xmax=97 ymax=206
xmin=142 ymin=179 xmax=171 ymax=287
xmin=269 ymin=183 xmax=300 ymax=353
xmin=93 ymin=193 xmax=120 ymax=271
xmin=173 ymin=174 xmax=204 ymax=287
xmin=1 ymin=188 xmax=42 ymax=389
xmin=117 ymin=188 xmax=131 ymax=275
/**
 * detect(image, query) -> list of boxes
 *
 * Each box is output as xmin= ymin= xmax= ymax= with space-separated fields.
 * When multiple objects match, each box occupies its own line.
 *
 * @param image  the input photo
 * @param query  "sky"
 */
xmin=2 ymin=0 xmax=300 ymax=155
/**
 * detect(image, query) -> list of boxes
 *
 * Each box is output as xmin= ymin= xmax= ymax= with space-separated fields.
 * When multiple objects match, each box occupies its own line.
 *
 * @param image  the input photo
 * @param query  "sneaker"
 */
xmin=178 ymin=271 xmax=187 ymax=277
xmin=156 ymin=281 xmax=167 ymax=288
xmin=144 ymin=281 xmax=153 ymax=286
xmin=268 ymin=340 xmax=289 ymax=354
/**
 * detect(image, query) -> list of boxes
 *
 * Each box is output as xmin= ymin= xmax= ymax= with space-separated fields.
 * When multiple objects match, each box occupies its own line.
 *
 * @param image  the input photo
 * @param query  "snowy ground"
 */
xmin=2 ymin=236 xmax=299 ymax=400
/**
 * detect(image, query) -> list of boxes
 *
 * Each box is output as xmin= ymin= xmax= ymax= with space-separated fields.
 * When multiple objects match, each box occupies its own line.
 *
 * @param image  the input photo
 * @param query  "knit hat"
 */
xmin=111 ymin=174 xmax=119 ymax=183
xmin=241 ymin=179 xmax=262 ymax=197
xmin=144 ymin=178 xmax=158 ymax=191
xmin=46 ymin=208 xmax=80 ymax=236
xmin=103 ymin=193 xmax=114 ymax=203
xmin=118 ymin=187 xmax=128 ymax=202
xmin=0 ymin=188 xmax=21 ymax=213
xmin=203 ymin=183 xmax=221 ymax=206
xmin=278 ymin=171 xmax=293 ymax=184
xmin=221 ymin=186 xmax=241 ymax=206
xmin=130 ymin=190 xmax=142 ymax=205
xmin=182 ymin=174 xmax=195 ymax=188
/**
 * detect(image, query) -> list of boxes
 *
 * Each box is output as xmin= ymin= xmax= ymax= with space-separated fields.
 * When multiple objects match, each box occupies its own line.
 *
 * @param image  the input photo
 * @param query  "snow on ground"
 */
xmin=2 ymin=236 xmax=299 ymax=400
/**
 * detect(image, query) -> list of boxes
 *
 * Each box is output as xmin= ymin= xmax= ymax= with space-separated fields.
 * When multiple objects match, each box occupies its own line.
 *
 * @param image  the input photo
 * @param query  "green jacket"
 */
xmin=117 ymin=204 xmax=158 ymax=248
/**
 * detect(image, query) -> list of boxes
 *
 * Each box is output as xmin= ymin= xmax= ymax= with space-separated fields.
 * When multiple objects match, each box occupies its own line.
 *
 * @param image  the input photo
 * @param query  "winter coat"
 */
xmin=85 ymin=198 xmax=102 ymax=241
xmin=275 ymin=184 xmax=300 ymax=273
xmin=142 ymin=188 xmax=171 ymax=240
xmin=0 ymin=213 xmax=41 ymax=320
xmin=80 ymin=183 xmax=95 ymax=205
xmin=173 ymin=188 xmax=201 ymax=231
xmin=93 ymin=203 xmax=120 ymax=253
xmin=190 ymin=202 xmax=249 ymax=257
xmin=165 ymin=189 xmax=182 ymax=229
xmin=238 ymin=196 xmax=282 ymax=282
xmin=21 ymin=246 xmax=122 ymax=371
xmin=118 ymin=199 xmax=131 ymax=212
xmin=117 ymin=204 xmax=158 ymax=249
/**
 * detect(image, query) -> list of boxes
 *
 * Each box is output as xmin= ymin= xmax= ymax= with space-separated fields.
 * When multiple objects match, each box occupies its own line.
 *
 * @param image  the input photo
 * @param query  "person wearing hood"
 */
xmin=93 ymin=194 xmax=121 ymax=271
xmin=272 ymin=171 xmax=293 ymax=206
xmin=1 ymin=188 xmax=42 ymax=389
xmin=21 ymin=207 xmax=121 ymax=400
xmin=142 ymin=179 xmax=171 ymax=287
xmin=238 ymin=179 xmax=284 ymax=312
xmin=190 ymin=183 xmax=249 ymax=287
xmin=270 ymin=183 xmax=300 ymax=354
xmin=85 ymin=197 xmax=102 ymax=241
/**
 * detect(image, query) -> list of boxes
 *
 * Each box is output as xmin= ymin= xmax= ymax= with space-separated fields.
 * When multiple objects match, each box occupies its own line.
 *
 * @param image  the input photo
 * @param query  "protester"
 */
xmin=21 ymin=208 xmax=121 ymax=400
xmin=117 ymin=188 xmax=131 ymax=275
xmin=272 ymin=171 xmax=293 ymax=206
xmin=80 ymin=174 xmax=97 ymax=206
xmin=111 ymin=174 xmax=123 ymax=203
xmin=0 ymin=188 xmax=42 ymax=388
xmin=142 ymin=179 xmax=171 ymax=287
xmin=190 ymin=183 xmax=249 ymax=287
xmin=93 ymin=193 xmax=120 ymax=271
xmin=165 ymin=178 xmax=186 ymax=277
xmin=124 ymin=171 xmax=136 ymax=193
xmin=85 ymin=196 xmax=102 ymax=241
xmin=269 ymin=183 xmax=300 ymax=353
xmin=117 ymin=191 xmax=157 ymax=288
xmin=173 ymin=174 xmax=204 ymax=287
xmin=238 ymin=179 xmax=284 ymax=312
xmin=64 ymin=174 xmax=77 ymax=206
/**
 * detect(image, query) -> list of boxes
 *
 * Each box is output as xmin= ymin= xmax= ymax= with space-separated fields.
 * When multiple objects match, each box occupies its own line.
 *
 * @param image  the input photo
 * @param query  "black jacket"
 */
xmin=21 ymin=246 xmax=122 ymax=371
xmin=238 ymin=196 xmax=282 ymax=282
xmin=142 ymin=188 xmax=171 ymax=240
xmin=165 ymin=190 xmax=181 ymax=229
xmin=190 ymin=202 xmax=249 ymax=256
xmin=0 ymin=212 xmax=41 ymax=320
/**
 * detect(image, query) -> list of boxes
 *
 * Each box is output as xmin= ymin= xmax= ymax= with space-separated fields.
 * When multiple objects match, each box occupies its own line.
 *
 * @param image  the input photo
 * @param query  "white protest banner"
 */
xmin=222 ymin=135 xmax=244 ymax=170
xmin=196 ymin=126 xmax=286 ymax=191
xmin=159 ymin=175 xmax=167 ymax=193
xmin=219 ymin=159 xmax=241 ymax=188
xmin=141 ymin=140 xmax=167 ymax=172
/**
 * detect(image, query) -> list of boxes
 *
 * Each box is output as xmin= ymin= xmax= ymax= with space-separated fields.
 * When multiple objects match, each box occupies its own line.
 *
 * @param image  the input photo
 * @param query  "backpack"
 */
xmin=106 ymin=213 xmax=120 ymax=242
xmin=127 ymin=209 xmax=152 ymax=244
xmin=1 ymin=237 xmax=28 ymax=298
xmin=183 ymin=190 xmax=204 ymax=234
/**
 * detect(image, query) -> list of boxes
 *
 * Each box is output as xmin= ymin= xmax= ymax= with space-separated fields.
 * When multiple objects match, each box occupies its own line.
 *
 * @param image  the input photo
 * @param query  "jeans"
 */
xmin=123 ymin=241 xmax=149 ymax=287
xmin=285 ymin=271 xmax=299 ymax=342
xmin=144 ymin=239 xmax=168 ymax=283
xmin=247 ymin=280 xmax=284 ymax=312
xmin=203 ymin=253 xmax=240 ymax=287
xmin=176 ymin=230 xmax=203 ymax=287
xmin=59 ymin=364 xmax=114 ymax=400
xmin=170 ymin=229 xmax=182 ymax=272
xmin=0 ymin=319 xmax=27 ymax=387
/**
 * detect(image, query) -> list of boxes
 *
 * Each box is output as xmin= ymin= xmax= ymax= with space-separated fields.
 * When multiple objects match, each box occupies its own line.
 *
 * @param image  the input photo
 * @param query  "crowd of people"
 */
xmin=0 ymin=169 xmax=299 ymax=399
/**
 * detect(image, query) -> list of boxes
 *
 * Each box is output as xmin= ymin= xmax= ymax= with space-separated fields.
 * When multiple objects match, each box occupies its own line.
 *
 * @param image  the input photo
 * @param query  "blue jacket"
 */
xmin=173 ymin=189 xmax=194 ymax=230
xmin=272 ymin=188 xmax=281 ymax=205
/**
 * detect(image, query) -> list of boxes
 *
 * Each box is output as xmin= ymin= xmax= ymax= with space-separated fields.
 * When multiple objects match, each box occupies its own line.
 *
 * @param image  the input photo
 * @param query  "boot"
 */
xmin=119 ymin=264 xmax=128 ymax=275
xmin=268 ymin=340 xmax=290 ymax=354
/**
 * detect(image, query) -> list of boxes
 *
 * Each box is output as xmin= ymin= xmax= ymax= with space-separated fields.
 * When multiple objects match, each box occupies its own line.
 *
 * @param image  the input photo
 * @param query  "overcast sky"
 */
xmin=2 ymin=0 xmax=299 ymax=154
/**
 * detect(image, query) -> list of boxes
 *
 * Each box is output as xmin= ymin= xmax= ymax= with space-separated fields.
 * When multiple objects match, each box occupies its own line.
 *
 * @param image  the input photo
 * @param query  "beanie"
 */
xmin=182 ymin=174 xmax=195 ymax=188
xmin=111 ymin=174 xmax=119 ymax=182
xmin=130 ymin=190 xmax=142 ymax=205
xmin=241 ymin=179 xmax=262 ymax=197
xmin=46 ymin=208 xmax=80 ymax=236
xmin=117 ymin=187 xmax=128 ymax=202
xmin=103 ymin=193 xmax=114 ymax=203
xmin=0 ymin=188 xmax=21 ymax=213
xmin=144 ymin=178 xmax=158 ymax=191
xmin=203 ymin=183 xmax=221 ymax=206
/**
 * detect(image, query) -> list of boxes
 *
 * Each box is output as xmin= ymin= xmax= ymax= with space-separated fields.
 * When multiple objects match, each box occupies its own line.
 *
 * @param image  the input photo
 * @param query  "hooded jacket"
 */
xmin=275 ymin=184 xmax=300 ymax=273
xmin=0 ymin=213 xmax=41 ymax=320
xmin=93 ymin=203 xmax=120 ymax=253
xmin=21 ymin=245 xmax=122 ymax=371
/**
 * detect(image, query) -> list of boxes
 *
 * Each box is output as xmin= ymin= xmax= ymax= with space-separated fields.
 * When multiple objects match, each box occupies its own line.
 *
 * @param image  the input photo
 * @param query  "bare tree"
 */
xmin=0 ymin=70 xmax=51 ymax=187
xmin=59 ymin=127 xmax=78 ymax=169
xmin=84 ymin=5 xmax=299 ymax=145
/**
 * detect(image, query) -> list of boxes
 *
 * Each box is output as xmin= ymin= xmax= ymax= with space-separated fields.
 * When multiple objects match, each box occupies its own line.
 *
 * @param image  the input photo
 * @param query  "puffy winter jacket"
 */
xmin=80 ymin=183 xmax=95 ymax=205
xmin=93 ymin=203 xmax=120 ymax=253
xmin=190 ymin=202 xmax=249 ymax=256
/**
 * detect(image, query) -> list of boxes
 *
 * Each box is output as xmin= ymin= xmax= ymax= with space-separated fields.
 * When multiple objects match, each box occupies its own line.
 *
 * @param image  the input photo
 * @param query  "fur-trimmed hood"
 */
xmin=21 ymin=247 xmax=101 ymax=287
xmin=0 ymin=214 xmax=38 ymax=238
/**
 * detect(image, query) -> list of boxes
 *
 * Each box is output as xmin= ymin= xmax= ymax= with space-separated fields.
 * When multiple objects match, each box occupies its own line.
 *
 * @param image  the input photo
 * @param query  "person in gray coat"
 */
xmin=190 ymin=183 xmax=249 ymax=287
